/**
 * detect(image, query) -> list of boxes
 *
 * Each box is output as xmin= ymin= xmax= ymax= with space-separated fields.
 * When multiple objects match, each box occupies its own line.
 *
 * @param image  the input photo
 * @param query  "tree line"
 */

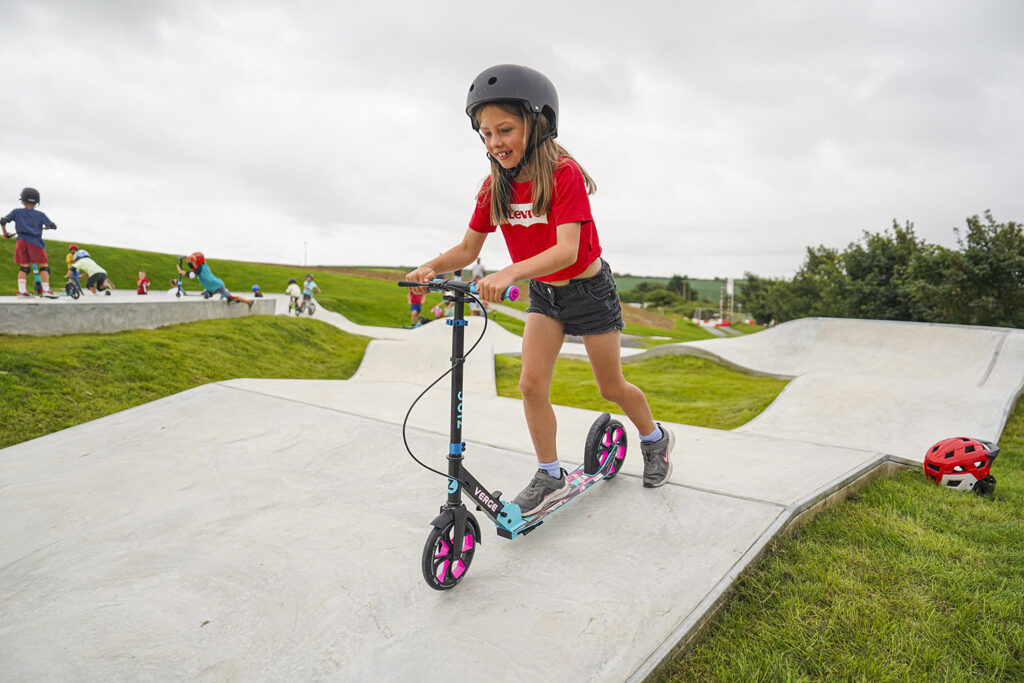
xmin=742 ymin=211 xmax=1024 ymax=328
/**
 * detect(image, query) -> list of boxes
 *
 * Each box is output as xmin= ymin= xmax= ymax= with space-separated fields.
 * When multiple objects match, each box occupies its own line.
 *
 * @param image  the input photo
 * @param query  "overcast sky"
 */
xmin=2 ymin=0 xmax=1021 ymax=279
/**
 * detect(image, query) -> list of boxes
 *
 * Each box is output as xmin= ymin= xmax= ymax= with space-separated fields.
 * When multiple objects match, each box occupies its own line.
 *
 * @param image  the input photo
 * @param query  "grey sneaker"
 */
xmin=641 ymin=424 xmax=675 ymax=488
xmin=512 ymin=468 xmax=573 ymax=515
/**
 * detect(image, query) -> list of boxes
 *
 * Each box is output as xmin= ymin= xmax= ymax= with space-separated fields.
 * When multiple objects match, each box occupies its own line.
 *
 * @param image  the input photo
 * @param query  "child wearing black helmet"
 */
xmin=406 ymin=65 xmax=674 ymax=516
xmin=1 ymin=187 xmax=58 ymax=297
xmin=285 ymin=277 xmax=302 ymax=309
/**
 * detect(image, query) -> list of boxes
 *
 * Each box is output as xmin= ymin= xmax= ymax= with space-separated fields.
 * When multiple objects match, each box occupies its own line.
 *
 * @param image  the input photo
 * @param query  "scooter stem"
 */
xmin=447 ymin=291 xmax=468 ymax=508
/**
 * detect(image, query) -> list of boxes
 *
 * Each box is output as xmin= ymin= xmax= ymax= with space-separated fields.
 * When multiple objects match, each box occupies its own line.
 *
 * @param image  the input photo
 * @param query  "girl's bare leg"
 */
xmin=583 ymin=330 xmax=657 ymax=435
xmin=519 ymin=312 xmax=566 ymax=464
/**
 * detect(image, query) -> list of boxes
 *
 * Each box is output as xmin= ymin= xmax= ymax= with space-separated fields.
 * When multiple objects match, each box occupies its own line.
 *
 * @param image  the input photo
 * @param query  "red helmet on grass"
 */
xmin=923 ymin=437 xmax=998 ymax=496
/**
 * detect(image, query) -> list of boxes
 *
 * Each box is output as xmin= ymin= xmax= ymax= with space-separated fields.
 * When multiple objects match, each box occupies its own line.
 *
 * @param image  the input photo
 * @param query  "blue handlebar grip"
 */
xmin=468 ymin=282 xmax=519 ymax=302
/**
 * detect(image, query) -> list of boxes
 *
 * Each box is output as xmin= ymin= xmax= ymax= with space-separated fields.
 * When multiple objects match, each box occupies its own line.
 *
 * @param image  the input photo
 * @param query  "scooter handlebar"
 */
xmin=398 ymin=279 xmax=519 ymax=302
xmin=2 ymin=226 xmax=54 ymax=238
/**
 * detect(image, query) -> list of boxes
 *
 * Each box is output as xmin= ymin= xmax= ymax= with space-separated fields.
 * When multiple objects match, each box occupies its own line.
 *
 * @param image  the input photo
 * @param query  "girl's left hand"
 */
xmin=475 ymin=270 xmax=516 ymax=303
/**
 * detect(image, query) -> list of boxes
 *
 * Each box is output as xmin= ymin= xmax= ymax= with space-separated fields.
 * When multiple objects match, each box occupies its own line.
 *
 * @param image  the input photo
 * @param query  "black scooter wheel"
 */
xmin=584 ymin=413 xmax=628 ymax=478
xmin=422 ymin=514 xmax=481 ymax=590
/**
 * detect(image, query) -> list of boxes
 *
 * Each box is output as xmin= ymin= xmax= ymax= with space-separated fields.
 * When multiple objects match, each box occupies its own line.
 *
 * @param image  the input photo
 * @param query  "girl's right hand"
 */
xmin=404 ymin=264 xmax=437 ymax=294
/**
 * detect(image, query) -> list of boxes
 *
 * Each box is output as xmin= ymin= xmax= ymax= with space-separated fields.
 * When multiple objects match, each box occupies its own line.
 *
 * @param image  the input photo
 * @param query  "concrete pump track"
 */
xmin=2 ymin=292 xmax=1022 ymax=681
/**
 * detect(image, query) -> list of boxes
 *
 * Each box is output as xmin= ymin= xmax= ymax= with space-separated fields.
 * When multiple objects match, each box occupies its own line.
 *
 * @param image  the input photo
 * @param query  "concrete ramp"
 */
xmin=0 ymin=291 xmax=275 ymax=335
xmin=352 ymin=315 xmax=528 ymax=395
xmin=644 ymin=318 xmax=1024 ymax=463
xmin=659 ymin=317 xmax=1012 ymax=381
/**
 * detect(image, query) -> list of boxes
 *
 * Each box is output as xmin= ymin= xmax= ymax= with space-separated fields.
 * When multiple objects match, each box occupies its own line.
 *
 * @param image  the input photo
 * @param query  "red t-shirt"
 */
xmin=468 ymin=158 xmax=601 ymax=282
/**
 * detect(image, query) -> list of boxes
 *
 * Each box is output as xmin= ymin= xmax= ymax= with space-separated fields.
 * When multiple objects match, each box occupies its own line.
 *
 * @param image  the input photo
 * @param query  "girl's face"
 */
xmin=477 ymin=104 xmax=528 ymax=171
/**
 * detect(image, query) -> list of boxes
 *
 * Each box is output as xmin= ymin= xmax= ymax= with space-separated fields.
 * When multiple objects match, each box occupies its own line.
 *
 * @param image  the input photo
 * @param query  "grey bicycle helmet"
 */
xmin=466 ymin=64 xmax=558 ymax=139
xmin=20 ymin=187 xmax=40 ymax=204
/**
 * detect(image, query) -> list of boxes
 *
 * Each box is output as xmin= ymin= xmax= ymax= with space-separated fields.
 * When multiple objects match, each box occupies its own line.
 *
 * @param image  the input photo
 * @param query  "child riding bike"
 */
xmin=285 ymin=277 xmax=302 ymax=314
xmin=301 ymin=273 xmax=321 ymax=313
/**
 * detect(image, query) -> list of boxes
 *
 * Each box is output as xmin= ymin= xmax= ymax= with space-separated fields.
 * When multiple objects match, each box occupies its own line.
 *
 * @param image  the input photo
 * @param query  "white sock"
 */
xmin=640 ymin=425 xmax=664 ymax=443
xmin=538 ymin=460 xmax=562 ymax=479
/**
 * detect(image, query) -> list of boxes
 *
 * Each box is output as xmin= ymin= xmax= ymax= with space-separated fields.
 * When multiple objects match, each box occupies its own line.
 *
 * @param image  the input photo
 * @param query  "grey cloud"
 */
xmin=2 ymin=0 xmax=1021 ymax=278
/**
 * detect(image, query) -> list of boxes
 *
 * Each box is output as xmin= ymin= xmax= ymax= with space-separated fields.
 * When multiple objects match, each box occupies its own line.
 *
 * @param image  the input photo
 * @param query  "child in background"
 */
xmin=285 ymin=277 xmax=302 ymax=309
xmin=406 ymin=64 xmax=674 ymax=515
xmin=71 ymin=249 xmax=115 ymax=295
xmin=176 ymin=252 xmax=253 ymax=309
xmin=1 ymin=187 xmax=58 ymax=297
xmin=136 ymin=271 xmax=150 ymax=295
xmin=301 ymin=273 xmax=321 ymax=312
xmin=408 ymin=289 xmax=425 ymax=327
xmin=251 ymin=285 xmax=263 ymax=298
xmin=65 ymin=244 xmax=79 ymax=277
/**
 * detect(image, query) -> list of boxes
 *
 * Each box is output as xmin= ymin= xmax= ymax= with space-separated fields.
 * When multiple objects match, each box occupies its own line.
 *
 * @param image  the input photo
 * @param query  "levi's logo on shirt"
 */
xmin=507 ymin=203 xmax=547 ymax=227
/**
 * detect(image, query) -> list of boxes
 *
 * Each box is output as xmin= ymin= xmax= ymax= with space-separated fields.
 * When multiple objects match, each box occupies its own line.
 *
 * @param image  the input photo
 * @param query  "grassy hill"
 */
xmin=0 ymin=237 xmax=445 ymax=328
xmin=0 ymin=317 xmax=369 ymax=449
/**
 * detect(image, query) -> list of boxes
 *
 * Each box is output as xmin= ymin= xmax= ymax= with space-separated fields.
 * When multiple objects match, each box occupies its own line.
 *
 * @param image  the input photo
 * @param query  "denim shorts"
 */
xmin=526 ymin=259 xmax=625 ymax=336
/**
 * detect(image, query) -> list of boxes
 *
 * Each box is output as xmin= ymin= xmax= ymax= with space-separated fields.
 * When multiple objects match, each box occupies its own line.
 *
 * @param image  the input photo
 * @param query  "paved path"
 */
xmin=2 ymin=302 xmax=1021 ymax=681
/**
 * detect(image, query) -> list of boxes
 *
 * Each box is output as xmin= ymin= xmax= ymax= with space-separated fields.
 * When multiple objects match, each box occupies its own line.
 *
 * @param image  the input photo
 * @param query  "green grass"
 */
xmin=487 ymin=310 xmax=716 ymax=346
xmin=0 ymin=317 xmax=369 ymax=449
xmin=495 ymin=354 xmax=786 ymax=430
xmin=731 ymin=321 xmax=766 ymax=334
xmin=492 ymin=311 xmax=526 ymax=336
xmin=623 ymin=320 xmax=717 ymax=347
xmin=655 ymin=398 xmax=1024 ymax=682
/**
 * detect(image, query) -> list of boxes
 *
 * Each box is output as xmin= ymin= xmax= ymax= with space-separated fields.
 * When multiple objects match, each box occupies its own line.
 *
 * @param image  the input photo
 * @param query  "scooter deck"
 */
xmin=495 ymin=461 xmax=615 ymax=539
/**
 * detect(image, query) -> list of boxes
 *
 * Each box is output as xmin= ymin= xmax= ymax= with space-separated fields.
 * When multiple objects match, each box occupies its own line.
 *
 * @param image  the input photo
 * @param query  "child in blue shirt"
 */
xmin=1 ymin=187 xmax=58 ymax=297
xmin=301 ymin=273 xmax=321 ymax=308
xmin=176 ymin=252 xmax=253 ymax=309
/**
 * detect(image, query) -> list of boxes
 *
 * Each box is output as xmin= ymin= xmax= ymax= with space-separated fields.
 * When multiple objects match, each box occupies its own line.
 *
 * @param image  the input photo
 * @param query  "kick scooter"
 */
xmin=398 ymin=278 xmax=628 ymax=590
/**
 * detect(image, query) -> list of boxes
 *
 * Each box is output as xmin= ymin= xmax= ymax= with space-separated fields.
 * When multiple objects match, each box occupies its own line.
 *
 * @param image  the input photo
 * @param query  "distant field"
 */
xmin=613 ymin=274 xmax=745 ymax=299
xmin=325 ymin=265 xmax=745 ymax=301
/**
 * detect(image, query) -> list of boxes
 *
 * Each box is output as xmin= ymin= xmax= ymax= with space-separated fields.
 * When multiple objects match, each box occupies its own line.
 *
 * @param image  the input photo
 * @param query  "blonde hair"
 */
xmin=473 ymin=101 xmax=596 ymax=226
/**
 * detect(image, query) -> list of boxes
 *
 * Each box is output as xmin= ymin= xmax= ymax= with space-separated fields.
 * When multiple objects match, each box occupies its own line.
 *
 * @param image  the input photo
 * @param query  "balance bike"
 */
xmin=397 ymin=278 xmax=628 ymax=590
xmin=65 ymin=267 xmax=84 ymax=299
